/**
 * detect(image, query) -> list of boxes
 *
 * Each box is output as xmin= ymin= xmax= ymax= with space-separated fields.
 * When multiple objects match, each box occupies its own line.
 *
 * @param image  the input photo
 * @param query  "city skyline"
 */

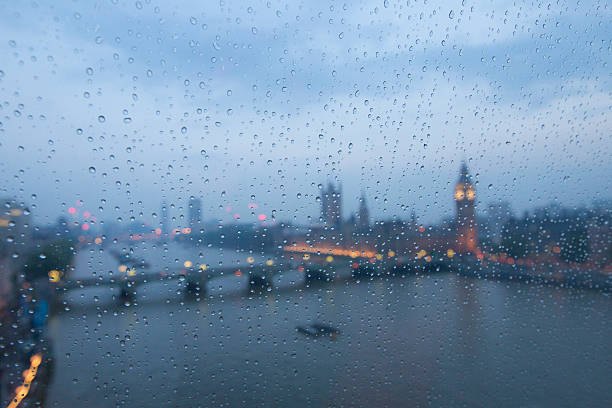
xmin=16 ymin=162 xmax=612 ymax=238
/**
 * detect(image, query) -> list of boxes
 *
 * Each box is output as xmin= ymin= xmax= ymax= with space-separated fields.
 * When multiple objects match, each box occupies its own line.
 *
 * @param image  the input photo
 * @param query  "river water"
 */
xmin=45 ymin=242 xmax=612 ymax=407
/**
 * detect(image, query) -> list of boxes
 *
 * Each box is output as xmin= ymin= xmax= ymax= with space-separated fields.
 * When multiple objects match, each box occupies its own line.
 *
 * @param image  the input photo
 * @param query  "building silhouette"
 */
xmin=356 ymin=192 xmax=370 ymax=232
xmin=321 ymin=182 xmax=342 ymax=228
xmin=160 ymin=201 xmax=169 ymax=235
xmin=455 ymin=162 xmax=478 ymax=253
xmin=484 ymin=201 xmax=512 ymax=244
xmin=188 ymin=197 xmax=202 ymax=232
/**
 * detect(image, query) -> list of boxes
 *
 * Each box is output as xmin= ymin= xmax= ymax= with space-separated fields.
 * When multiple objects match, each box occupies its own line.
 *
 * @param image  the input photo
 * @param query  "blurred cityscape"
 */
xmin=0 ymin=163 xmax=611 ymax=406
xmin=2 ymin=162 xmax=610 ymax=292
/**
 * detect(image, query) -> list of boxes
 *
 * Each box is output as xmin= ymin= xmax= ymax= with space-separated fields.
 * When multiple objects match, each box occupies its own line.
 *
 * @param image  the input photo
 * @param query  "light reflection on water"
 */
xmin=47 ymin=243 xmax=612 ymax=407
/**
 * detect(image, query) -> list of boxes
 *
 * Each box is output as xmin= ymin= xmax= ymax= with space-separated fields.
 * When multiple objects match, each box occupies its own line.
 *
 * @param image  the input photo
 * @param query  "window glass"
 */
xmin=0 ymin=1 xmax=610 ymax=407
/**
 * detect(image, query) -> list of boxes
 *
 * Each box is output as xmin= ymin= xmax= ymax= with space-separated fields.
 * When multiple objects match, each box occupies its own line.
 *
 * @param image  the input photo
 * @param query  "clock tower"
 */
xmin=455 ymin=162 xmax=478 ymax=253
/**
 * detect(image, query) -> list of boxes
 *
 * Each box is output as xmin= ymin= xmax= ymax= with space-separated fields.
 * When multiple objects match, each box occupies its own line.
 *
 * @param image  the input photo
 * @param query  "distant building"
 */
xmin=587 ymin=209 xmax=611 ymax=268
xmin=356 ymin=192 xmax=370 ymax=232
xmin=454 ymin=163 xmax=478 ymax=253
xmin=160 ymin=201 xmax=169 ymax=235
xmin=0 ymin=198 xmax=32 ymax=306
xmin=188 ymin=197 xmax=203 ymax=232
xmin=0 ymin=198 xmax=32 ymax=256
xmin=483 ymin=201 xmax=512 ymax=244
xmin=321 ymin=182 xmax=342 ymax=228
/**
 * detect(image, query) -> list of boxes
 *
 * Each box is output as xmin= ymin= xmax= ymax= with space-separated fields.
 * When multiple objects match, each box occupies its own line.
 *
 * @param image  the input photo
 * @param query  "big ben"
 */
xmin=455 ymin=162 xmax=478 ymax=253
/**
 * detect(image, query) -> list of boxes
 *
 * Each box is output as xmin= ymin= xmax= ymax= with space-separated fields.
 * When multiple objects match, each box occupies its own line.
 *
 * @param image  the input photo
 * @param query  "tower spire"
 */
xmin=455 ymin=163 xmax=478 ymax=253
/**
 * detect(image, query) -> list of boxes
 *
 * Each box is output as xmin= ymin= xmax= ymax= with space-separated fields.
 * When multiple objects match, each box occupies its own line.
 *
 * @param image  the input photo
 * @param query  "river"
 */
xmin=45 ymin=241 xmax=612 ymax=407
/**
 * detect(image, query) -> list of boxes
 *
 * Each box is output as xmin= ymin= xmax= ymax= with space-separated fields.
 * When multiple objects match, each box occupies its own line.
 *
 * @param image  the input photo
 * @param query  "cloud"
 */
xmin=0 ymin=0 xmax=610 ymax=226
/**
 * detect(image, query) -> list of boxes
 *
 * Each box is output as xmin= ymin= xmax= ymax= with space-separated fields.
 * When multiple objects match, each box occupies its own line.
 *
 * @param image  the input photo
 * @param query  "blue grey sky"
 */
xmin=0 ymin=0 xmax=610 ymax=227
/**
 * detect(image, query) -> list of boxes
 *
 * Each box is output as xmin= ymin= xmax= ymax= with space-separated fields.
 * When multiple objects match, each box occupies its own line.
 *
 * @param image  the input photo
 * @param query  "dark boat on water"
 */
xmin=296 ymin=323 xmax=340 ymax=339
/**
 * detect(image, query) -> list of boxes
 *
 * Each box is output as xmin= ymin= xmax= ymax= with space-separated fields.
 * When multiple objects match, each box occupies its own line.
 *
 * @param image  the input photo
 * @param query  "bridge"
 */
xmin=56 ymin=262 xmax=288 ymax=300
xmin=53 ymin=249 xmax=610 ymax=307
xmin=53 ymin=250 xmax=458 ymax=304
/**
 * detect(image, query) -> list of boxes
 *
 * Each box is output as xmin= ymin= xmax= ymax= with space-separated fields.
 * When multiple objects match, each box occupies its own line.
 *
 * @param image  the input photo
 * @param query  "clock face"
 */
xmin=466 ymin=189 xmax=475 ymax=200
xmin=454 ymin=189 xmax=464 ymax=200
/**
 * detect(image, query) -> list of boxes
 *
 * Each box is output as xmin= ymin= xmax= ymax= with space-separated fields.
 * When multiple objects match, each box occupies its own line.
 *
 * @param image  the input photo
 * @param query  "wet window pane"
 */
xmin=0 ymin=1 xmax=610 ymax=407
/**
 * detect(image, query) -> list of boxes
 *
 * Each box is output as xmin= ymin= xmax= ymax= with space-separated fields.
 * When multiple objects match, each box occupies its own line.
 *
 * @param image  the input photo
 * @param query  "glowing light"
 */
xmin=68 ymin=207 xmax=76 ymax=215
xmin=446 ymin=249 xmax=455 ymax=258
xmin=48 ymin=270 xmax=61 ymax=283
xmin=81 ymin=223 xmax=90 ymax=231
xmin=298 ymin=266 xmax=305 ymax=272
xmin=118 ymin=265 xmax=128 ymax=273
xmin=258 ymin=214 xmax=266 ymax=221
xmin=553 ymin=246 xmax=561 ymax=254
xmin=83 ymin=211 xmax=91 ymax=218
xmin=416 ymin=250 xmax=427 ymax=259
xmin=127 ymin=269 xmax=136 ymax=277
xmin=325 ymin=255 xmax=334 ymax=262
xmin=155 ymin=228 xmax=162 ymax=235
xmin=425 ymin=256 xmax=432 ymax=262
xmin=247 ymin=256 xmax=255 ymax=263
xmin=23 ymin=369 xmax=35 ymax=382
xmin=454 ymin=189 xmax=464 ymax=200
xmin=199 ymin=264 xmax=207 ymax=271
xmin=248 ymin=203 xmax=258 ymax=209
xmin=283 ymin=245 xmax=375 ymax=259
xmin=387 ymin=251 xmax=395 ymax=258
xmin=266 ymin=259 xmax=274 ymax=266
xmin=418 ymin=226 xmax=426 ymax=232
xmin=303 ymin=254 xmax=310 ymax=260
xmin=30 ymin=354 xmax=42 ymax=367
xmin=8 ymin=353 xmax=42 ymax=408
xmin=235 ymin=270 xmax=242 ymax=276
xmin=234 ymin=213 xmax=240 ymax=220
xmin=466 ymin=189 xmax=475 ymax=200
xmin=184 ymin=260 xmax=193 ymax=268
xmin=375 ymin=253 xmax=383 ymax=261
xmin=352 ymin=262 xmax=359 ymax=269
xmin=94 ymin=237 xmax=102 ymax=245
xmin=10 ymin=209 xmax=22 ymax=216
xmin=181 ymin=227 xmax=191 ymax=234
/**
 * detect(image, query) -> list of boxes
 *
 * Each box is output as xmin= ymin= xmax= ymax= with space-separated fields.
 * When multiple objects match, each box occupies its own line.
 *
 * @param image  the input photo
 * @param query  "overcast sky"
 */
xmin=0 ymin=0 xmax=610 ymax=227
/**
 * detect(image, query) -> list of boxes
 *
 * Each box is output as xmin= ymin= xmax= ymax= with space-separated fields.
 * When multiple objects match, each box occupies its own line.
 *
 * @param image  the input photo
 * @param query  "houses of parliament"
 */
xmin=292 ymin=163 xmax=479 ymax=258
